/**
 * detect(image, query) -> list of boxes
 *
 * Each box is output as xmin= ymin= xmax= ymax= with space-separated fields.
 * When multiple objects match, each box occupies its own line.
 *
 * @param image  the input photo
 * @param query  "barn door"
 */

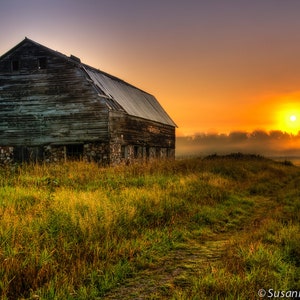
xmin=13 ymin=146 xmax=42 ymax=163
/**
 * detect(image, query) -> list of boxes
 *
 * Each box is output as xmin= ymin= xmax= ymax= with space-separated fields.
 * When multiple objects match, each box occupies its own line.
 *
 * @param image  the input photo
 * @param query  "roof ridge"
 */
xmin=81 ymin=63 xmax=155 ymax=97
xmin=0 ymin=37 xmax=153 ymax=97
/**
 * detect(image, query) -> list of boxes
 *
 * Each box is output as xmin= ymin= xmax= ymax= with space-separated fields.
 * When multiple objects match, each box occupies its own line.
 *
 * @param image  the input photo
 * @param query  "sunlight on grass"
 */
xmin=0 ymin=156 xmax=299 ymax=298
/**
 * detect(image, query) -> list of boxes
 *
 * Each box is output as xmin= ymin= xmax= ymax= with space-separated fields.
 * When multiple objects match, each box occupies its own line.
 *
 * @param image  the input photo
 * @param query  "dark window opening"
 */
xmin=12 ymin=60 xmax=20 ymax=71
xmin=167 ymin=148 xmax=171 ymax=158
xmin=134 ymin=146 xmax=139 ymax=158
xmin=156 ymin=148 xmax=161 ymax=158
xmin=38 ymin=57 xmax=47 ymax=69
xmin=66 ymin=144 xmax=83 ymax=160
xmin=13 ymin=146 xmax=29 ymax=163
xmin=121 ymin=145 xmax=127 ymax=159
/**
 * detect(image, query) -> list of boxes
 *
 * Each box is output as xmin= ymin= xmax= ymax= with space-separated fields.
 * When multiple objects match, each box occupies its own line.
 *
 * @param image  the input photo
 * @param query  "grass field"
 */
xmin=0 ymin=154 xmax=299 ymax=299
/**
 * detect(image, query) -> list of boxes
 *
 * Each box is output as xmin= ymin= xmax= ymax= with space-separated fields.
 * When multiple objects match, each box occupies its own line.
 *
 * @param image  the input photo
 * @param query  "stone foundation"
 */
xmin=43 ymin=143 xmax=110 ymax=164
xmin=0 ymin=143 xmax=175 ymax=165
xmin=83 ymin=143 xmax=109 ymax=164
xmin=44 ymin=145 xmax=65 ymax=163
xmin=0 ymin=146 xmax=14 ymax=165
xmin=110 ymin=143 xmax=122 ymax=165
xmin=117 ymin=145 xmax=175 ymax=165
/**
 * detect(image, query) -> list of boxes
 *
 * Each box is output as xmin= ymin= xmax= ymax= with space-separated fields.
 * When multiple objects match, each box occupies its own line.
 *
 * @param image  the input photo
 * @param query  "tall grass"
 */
xmin=0 ymin=156 xmax=299 ymax=299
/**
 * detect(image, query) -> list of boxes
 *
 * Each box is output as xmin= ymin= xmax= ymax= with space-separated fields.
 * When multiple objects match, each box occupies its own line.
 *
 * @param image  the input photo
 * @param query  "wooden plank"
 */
xmin=0 ymin=41 xmax=109 ymax=146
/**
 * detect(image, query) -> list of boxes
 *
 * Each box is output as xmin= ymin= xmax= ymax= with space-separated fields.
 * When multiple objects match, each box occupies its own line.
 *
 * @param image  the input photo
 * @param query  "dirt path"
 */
xmin=103 ymin=197 xmax=274 ymax=299
xmin=104 ymin=239 xmax=229 ymax=300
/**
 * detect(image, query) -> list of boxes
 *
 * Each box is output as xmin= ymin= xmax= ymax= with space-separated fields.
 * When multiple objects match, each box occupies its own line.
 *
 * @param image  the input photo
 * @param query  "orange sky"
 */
xmin=1 ymin=0 xmax=300 ymax=136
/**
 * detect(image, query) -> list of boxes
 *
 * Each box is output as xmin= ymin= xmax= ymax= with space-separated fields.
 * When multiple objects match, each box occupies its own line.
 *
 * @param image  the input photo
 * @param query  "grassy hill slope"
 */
xmin=0 ymin=155 xmax=299 ymax=299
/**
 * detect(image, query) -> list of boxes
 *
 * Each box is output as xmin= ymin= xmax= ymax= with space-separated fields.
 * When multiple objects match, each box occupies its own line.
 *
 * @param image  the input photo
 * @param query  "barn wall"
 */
xmin=109 ymin=111 xmax=175 ymax=164
xmin=0 ymin=41 xmax=109 ymax=146
xmin=109 ymin=111 xmax=175 ymax=147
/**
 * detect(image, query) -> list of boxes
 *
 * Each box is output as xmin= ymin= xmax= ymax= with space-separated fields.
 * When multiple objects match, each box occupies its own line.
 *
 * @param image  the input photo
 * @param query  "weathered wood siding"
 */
xmin=109 ymin=111 xmax=175 ymax=148
xmin=0 ymin=41 xmax=109 ymax=146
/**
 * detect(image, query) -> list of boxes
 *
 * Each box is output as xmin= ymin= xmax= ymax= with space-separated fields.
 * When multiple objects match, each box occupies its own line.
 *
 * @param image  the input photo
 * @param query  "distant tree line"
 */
xmin=176 ymin=130 xmax=300 ymax=157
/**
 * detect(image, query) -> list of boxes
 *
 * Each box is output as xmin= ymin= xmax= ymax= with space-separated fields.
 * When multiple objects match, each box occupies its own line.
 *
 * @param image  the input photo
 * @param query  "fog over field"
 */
xmin=176 ymin=130 xmax=300 ymax=158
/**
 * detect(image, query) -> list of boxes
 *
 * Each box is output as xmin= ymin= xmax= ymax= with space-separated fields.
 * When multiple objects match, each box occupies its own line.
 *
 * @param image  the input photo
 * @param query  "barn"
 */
xmin=0 ymin=38 xmax=176 ymax=165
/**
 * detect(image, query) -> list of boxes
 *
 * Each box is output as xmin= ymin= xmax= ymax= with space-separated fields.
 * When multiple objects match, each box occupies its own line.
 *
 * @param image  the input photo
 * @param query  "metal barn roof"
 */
xmin=83 ymin=66 xmax=177 ymax=127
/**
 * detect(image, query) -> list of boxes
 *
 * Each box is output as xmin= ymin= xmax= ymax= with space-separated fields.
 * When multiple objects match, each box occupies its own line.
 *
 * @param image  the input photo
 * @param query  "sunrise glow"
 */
xmin=276 ymin=109 xmax=300 ymax=135
xmin=2 ymin=1 xmax=300 ymax=142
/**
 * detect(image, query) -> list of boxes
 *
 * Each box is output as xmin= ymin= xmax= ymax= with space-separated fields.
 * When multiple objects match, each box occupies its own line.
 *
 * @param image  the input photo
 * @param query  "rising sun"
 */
xmin=273 ymin=95 xmax=300 ymax=134
xmin=282 ymin=112 xmax=299 ymax=134
xmin=275 ymin=108 xmax=300 ymax=134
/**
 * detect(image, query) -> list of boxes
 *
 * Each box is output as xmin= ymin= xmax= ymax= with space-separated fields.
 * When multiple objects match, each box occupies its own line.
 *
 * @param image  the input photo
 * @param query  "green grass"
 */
xmin=0 ymin=155 xmax=299 ymax=299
